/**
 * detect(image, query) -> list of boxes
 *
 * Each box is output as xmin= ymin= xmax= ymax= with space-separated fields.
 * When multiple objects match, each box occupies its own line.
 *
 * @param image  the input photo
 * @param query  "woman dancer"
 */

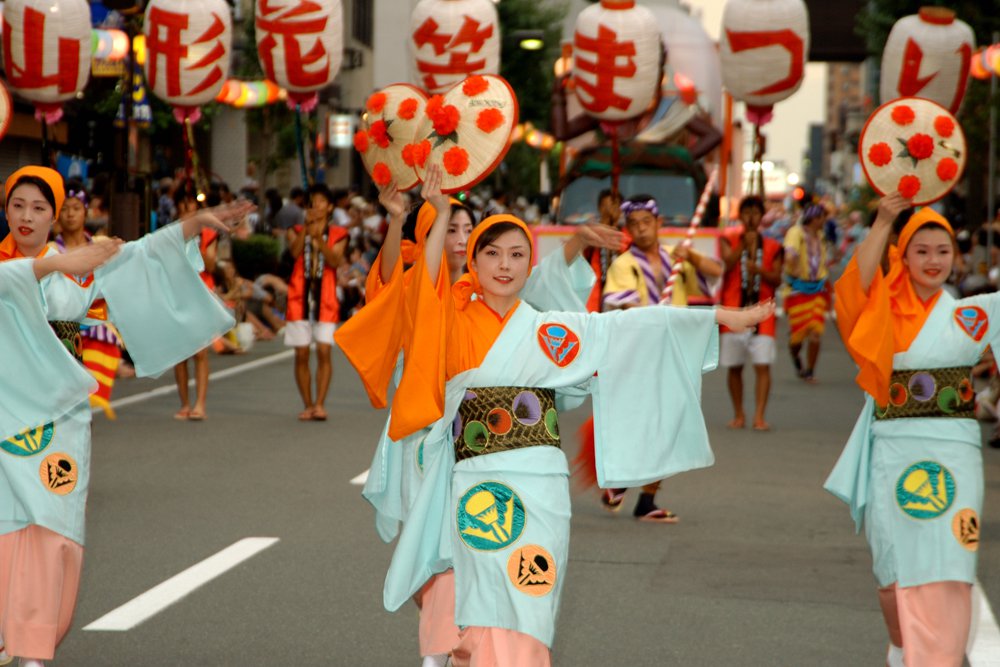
xmin=827 ymin=193 xmax=990 ymax=667
xmin=0 ymin=166 xmax=245 ymax=667
xmin=371 ymin=189 xmax=770 ymax=665
xmin=783 ymin=203 xmax=831 ymax=382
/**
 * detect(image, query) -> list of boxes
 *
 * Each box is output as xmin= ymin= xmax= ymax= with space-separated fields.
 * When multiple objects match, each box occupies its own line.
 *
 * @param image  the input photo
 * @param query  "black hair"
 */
xmin=625 ymin=193 xmax=657 ymax=205
xmin=9 ymin=175 xmax=58 ymax=212
xmin=401 ymin=202 xmax=478 ymax=245
xmin=64 ymin=177 xmax=89 ymax=203
xmin=173 ymin=178 xmax=197 ymax=208
xmin=330 ymin=188 xmax=349 ymax=205
xmin=597 ymin=188 xmax=620 ymax=206
xmin=289 ymin=186 xmax=306 ymax=201
xmin=739 ymin=196 xmax=765 ymax=214
xmin=474 ymin=221 xmax=530 ymax=257
xmin=308 ymin=182 xmax=333 ymax=203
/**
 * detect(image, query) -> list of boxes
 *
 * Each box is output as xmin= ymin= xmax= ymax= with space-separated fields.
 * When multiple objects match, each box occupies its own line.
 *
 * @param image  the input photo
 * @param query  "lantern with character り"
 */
xmin=143 ymin=0 xmax=233 ymax=123
xmin=719 ymin=0 xmax=809 ymax=125
xmin=1 ymin=0 xmax=91 ymax=123
xmin=880 ymin=7 xmax=974 ymax=114
xmin=571 ymin=0 xmax=662 ymax=123
xmin=409 ymin=0 xmax=500 ymax=96
xmin=256 ymin=0 xmax=343 ymax=110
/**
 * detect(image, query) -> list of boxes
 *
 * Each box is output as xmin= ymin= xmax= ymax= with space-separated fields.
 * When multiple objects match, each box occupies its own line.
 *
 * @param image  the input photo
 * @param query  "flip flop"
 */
xmin=298 ymin=408 xmax=315 ymax=421
xmin=636 ymin=508 xmax=680 ymax=524
xmin=600 ymin=488 xmax=626 ymax=512
xmin=752 ymin=422 xmax=772 ymax=432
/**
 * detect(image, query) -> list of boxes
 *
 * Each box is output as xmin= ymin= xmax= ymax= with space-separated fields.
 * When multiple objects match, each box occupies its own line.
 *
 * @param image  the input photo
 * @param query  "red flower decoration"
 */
xmin=372 ymin=162 xmax=392 ymax=186
xmin=402 ymin=140 xmax=432 ymax=168
xmin=353 ymin=130 xmax=369 ymax=154
xmin=936 ymin=157 xmax=959 ymax=181
xmin=934 ymin=115 xmax=955 ymax=138
xmin=868 ymin=142 xmax=893 ymax=167
xmin=463 ymin=75 xmax=489 ymax=97
xmin=369 ymin=120 xmax=391 ymax=149
xmin=430 ymin=103 xmax=461 ymax=137
xmin=476 ymin=108 xmax=505 ymax=134
xmin=426 ymin=94 xmax=443 ymax=117
xmin=443 ymin=146 xmax=470 ymax=176
xmin=891 ymin=104 xmax=915 ymax=126
xmin=398 ymin=97 xmax=418 ymax=120
xmin=906 ymin=133 xmax=934 ymax=161
xmin=898 ymin=174 xmax=922 ymax=199
xmin=366 ymin=92 xmax=387 ymax=114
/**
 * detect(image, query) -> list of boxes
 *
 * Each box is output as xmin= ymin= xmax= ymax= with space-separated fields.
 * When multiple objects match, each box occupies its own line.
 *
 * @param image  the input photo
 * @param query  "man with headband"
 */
xmin=600 ymin=193 xmax=722 ymax=522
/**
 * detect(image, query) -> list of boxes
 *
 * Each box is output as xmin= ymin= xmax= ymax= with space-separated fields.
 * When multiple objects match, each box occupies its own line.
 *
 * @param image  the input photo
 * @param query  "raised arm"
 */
xmin=419 ymin=165 xmax=452 ymax=281
xmin=180 ymin=200 xmax=255 ymax=242
xmin=377 ymin=181 xmax=408 ymax=283
xmin=33 ymin=240 xmax=122 ymax=281
xmin=853 ymin=193 xmax=911 ymax=292
xmin=561 ymin=224 xmax=624 ymax=264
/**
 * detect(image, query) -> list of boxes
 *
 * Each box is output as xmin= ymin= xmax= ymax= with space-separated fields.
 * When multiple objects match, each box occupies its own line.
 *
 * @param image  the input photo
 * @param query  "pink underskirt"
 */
xmin=413 ymin=570 xmax=460 ymax=657
xmin=450 ymin=626 xmax=551 ymax=667
xmin=878 ymin=581 xmax=971 ymax=667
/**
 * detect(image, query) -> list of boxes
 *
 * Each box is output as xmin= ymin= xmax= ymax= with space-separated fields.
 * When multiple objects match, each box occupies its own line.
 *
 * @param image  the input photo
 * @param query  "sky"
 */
xmin=673 ymin=0 xmax=827 ymax=177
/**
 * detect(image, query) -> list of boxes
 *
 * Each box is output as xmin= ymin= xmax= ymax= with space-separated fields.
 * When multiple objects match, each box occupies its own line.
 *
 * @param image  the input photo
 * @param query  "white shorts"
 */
xmin=283 ymin=320 xmax=336 ymax=347
xmin=719 ymin=331 xmax=775 ymax=368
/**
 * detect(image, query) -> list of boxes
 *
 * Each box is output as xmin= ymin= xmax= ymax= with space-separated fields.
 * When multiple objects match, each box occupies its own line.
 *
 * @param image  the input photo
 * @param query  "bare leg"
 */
xmin=727 ymin=366 xmax=745 ymax=428
xmin=173 ymin=360 xmax=190 ymax=419
xmin=189 ymin=348 xmax=210 ymax=419
xmin=294 ymin=347 xmax=314 ymax=418
xmin=806 ymin=331 xmax=821 ymax=375
xmin=789 ymin=341 xmax=804 ymax=375
xmin=313 ymin=343 xmax=333 ymax=420
xmin=752 ymin=364 xmax=771 ymax=430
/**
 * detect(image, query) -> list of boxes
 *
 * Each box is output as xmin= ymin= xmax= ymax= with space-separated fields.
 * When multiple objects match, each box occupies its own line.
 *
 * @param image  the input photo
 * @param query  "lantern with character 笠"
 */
xmin=1 ymin=0 xmax=91 ymax=123
xmin=409 ymin=0 xmax=500 ymax=96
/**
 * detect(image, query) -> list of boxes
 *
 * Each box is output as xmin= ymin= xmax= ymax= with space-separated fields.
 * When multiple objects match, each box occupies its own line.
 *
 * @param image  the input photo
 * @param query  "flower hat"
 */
xmin=410 ymin=74 xmax=519 ymax=194
xmin=858 ymin=97 xmax=966 ymax=206
xmin=355 ymin=84 xmax=429 ymax=191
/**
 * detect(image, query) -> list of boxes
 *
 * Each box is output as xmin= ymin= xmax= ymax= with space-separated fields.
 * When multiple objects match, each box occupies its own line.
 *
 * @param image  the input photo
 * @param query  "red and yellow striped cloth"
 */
xmin=82 ymin=337 xmax=121 ymax=419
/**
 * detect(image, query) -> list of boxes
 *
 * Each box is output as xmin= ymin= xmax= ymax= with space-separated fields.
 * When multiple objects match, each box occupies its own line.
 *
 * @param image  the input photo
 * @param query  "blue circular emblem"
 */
xmin=1 ymin=423 xmax=55 ymax=457
xmin=896 ymin=461 xmax=956 ymax=519
xmin=457 ymin=481 xmax=526 ymax=551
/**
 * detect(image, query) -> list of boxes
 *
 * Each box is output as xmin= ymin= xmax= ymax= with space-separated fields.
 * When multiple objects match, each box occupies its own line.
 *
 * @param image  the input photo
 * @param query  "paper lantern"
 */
xmin=256 ymin=0 xmax=343 ymax=110
xmin=720 ymin=0 xmax=809 ymax=124
xmin=572 ymin=0 xmax=661 ymax=122
xmin=410 ymin=0 xmax=500 ymax=95
xmin=880 ymin=7 xmax=974 ymax=114
xmin=143 ymin=0 xmax=232 ymax=122
xmin=1 ymin=0 xmax=91 ymax=123
xmin=650 ymin=4 xmax=723 ymax=126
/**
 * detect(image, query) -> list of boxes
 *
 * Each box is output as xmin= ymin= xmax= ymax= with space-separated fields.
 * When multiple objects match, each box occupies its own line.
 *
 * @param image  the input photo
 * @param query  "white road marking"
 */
xmin=350 ymin=469 xmax=369 ymax=486
xmin=95 ymin=349 xmax=294 ymax=413
xmin=84 ymin=537 xmax=280 ymax=632
xmin=969 ymin=580 xmax=1000 ymax=666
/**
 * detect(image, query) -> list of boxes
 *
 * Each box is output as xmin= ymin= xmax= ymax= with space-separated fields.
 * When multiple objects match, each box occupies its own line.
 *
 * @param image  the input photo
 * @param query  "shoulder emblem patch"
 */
xmin=537 ymin=323 xmax=580 ymax=367
xmin=507 ymin=544 xmax=557 ymax=596
xmin=954 ymin=306 xmax=988 ymax=342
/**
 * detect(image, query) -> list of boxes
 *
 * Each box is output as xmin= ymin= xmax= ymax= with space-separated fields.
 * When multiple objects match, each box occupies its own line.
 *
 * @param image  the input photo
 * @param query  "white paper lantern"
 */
xmin=572 ymin=0 xmax=661 ymax=122
xmin=256 ymin=0 xmax=343 ymax=109
xmin=880 ymin=7 xmax=974 ymax=114
xmin=1 ymin=0 xmax=91 ymax=123
xmin=144 ymin=0 xmax=232 ymax=116
xmin=410 ymin=0 xmax=500 ymax=95
xmin=720 ymin=0 xmax=809 ymax=121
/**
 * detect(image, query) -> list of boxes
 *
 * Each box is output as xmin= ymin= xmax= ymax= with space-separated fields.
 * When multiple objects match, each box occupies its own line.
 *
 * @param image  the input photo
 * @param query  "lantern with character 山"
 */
xmin=880 ymin=7 xmax=974 ymax=115
xmin=256 ymin=0 xmax=343 ymax=111
xmin=409 ymin=0 xmax=500 ymax=96
xmin=720 ymin=0 xmax=809 ymax=125
xmin=143 ymin=0 xmax=233 ymax=123
xmin=571 ymin=0 xmax=662 ymax=123
xmin=1 ymin=0 xmax=91 ymax=123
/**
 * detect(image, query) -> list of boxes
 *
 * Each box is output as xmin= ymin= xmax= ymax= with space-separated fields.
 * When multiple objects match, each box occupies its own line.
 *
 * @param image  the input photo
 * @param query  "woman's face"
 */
xmin=59 ymin=197 xmax=87 ymax=234
xmin=904 ymin=227 xmax=954 ymax=296
xmin=445 ymin=209 xmax=474 ymax=272
xmin=8 ymin=183 xmax=55 ymax=254
xmin=471 ymin=228 xmax=531 ymax=299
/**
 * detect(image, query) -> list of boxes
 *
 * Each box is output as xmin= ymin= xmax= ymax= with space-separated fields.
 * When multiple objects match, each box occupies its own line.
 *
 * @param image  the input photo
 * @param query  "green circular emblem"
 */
xmin=457 ymin=481 xmax=526 ymax=551
xmin=896 ymin=461 xmax=955 ymax=519
xmin=2 ymin=423 xmax=55 ymax=457
xmin=415 ymin=437 xmax=426 ymax=475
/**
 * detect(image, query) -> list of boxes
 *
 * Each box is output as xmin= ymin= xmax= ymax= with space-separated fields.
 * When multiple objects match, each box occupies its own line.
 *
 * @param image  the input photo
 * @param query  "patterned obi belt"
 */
xmin=50 ymin=320 xmax=83 ymax=363
xmin=875 ymin=366 xmax=975 ymax=420
xmin=454 ymin=386 xmax=561 ymax=462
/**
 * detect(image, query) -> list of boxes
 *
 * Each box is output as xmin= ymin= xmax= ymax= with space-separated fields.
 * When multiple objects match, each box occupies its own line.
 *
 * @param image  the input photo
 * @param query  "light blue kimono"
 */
xmin=0 ymin=224 xmax=233 ymax=545
xmin=362 ymin=250 xmax=596 ymax=543
xmin=826 ymin=290 xmax=998 ymax=587
xmin=383 ymin=301 xmax=718 ymax=647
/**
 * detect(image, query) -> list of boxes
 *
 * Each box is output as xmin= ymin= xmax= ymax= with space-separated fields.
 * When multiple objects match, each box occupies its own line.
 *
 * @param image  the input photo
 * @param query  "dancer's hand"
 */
xmin=182 ymin=200 xmax=257 ymax=239
xmin=34 ymin=239 xmax=122 ymax=280
xmin=378 ymin=181 xmax=407 ymax=220
xmin=714 ymin=300 xmax=776 ymax=332
xmin=421 ymin=164 xmax=450 ymax=213
xmin=874 ymin=192 xmax=911 ymax=229
xmin=563 ymin=223 xmax=625 ymax=263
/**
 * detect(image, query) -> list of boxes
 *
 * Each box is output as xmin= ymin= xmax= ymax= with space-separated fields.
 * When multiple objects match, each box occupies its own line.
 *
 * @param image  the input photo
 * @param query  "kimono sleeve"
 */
xmin=93 ymin=223 xmax=234 ymax=377
xmin=0 ymin=260 xmax=96 ymax=440
xmin=521 ymin=251 xmax=595 ymax=313
xmin=589 ymin=306 xmax=719 ymax=487
xmin=834 ymin=257 xmax=894 ymax=406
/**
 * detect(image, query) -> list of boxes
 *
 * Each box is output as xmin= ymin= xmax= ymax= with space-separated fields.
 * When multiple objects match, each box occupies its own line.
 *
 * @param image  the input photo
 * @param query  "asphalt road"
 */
xmin=52 ymin=321 xmax=1000 ymax=666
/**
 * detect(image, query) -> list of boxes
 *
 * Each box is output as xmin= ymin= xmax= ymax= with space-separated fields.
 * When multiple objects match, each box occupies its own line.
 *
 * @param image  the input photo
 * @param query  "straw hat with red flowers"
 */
xmin=355 ymin=84 xmax=429 ymax=191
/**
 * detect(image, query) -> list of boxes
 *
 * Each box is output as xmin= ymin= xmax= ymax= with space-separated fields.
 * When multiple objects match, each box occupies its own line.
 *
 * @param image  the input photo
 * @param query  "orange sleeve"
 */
xmin=333 ymin=257 xmax=406 ymax=409
xmin=389 ymin=254 xmax=453 ymax=441
xmin=365 ymin=252 xmax=389 ymax=302
xmin=834 ymin=257 xmax=894 ymax=406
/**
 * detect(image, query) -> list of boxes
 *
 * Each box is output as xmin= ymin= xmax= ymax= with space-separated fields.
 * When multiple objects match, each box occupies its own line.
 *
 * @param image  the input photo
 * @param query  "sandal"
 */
xmin=600 ymin=488 xmax=626 ymax=512
xmin=636 ymin=508 xmax=680 ymax=524
xmin=801 ymin=369 xmax=819 ymax=384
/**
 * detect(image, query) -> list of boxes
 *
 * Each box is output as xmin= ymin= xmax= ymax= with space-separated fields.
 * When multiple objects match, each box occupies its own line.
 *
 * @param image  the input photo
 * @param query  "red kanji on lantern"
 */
xmin=571 ymin=0 xmax=661 ymax=122
xmin=256 ymin=0 xmax=343 ymax=104
xmin=409 ymin=0 xmax=500 ymax=95
xmin=144 ymin=0 xmax=232 ymax=110
xmin=1 ymin=0 xmax=91 ymax=122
